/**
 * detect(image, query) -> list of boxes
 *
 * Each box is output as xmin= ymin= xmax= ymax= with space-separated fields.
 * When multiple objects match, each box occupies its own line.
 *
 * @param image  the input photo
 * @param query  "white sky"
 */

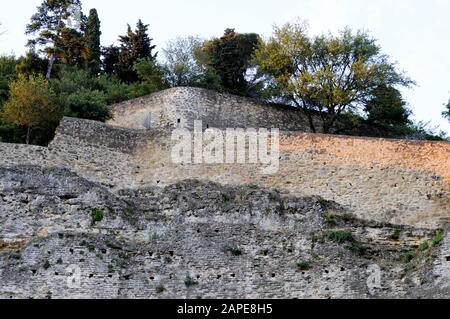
xmin=1 ymin=0 xmax=449 ymax=134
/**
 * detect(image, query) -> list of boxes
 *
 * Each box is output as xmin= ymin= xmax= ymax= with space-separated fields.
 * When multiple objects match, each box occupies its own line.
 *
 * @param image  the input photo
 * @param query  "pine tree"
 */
xmin=134 ymin=20 xmax=157 ymax=60
xmin=85 ymin=9 xmax=102 ymax=74
xmin=113 ymin=20 xmax=158 ymax=82
xmin=26 ymin=0 xmax=84 ymax=79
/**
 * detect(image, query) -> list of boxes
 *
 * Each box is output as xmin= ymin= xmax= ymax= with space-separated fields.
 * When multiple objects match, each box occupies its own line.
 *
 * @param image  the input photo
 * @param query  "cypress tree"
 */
xmin=85 ymin=8 xmax=102 ymax=74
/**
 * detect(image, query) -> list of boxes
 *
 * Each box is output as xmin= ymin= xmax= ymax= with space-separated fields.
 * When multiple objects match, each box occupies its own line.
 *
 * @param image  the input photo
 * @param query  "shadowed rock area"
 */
xmin=1 ymin=166 xmax=449 ymax=299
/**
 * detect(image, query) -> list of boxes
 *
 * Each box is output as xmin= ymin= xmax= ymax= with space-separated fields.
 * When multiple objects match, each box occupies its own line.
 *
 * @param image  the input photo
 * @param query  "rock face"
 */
xmin=1 ymin=166 xmax=449 ymax=299
xmin=0 ymin=87 xmax=450 ymax=299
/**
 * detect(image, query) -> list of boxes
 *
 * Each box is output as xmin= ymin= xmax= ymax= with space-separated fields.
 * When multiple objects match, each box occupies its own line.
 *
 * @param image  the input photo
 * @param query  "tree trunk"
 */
xmin=46 ymin=54 xmax=55 ymax=80
xmin=26 ymin=126 xmax=31 ymax=145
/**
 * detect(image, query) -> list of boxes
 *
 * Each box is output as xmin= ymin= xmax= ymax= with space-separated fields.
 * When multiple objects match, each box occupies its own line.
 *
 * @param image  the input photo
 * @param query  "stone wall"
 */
xmin=107 ymin=87 xmax=312 ymax=131
xmin=1 ymin=117 xmax=448 ymax=229
xmin=134 ymin=131 xmax=450 ymax=229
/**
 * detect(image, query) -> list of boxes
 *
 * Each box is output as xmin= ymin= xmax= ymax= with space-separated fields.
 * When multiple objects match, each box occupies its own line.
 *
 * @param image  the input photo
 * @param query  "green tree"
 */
xmin=255 ymin=21 xmax=413 ymax=133
xmin=26 ymin=0 xmax=84 ymax=79
xmin=85 ymin=9 xmax=102 ymax=74
xmin=365 ymin=84 xmax=411 ymax=127
xmin=57 ymin=27 xmax=87 ymax=67
xmin=16 ymin=51 xmax=49 ymax=77
xmin=50 ymin=67 xmax=111 ymax=121
xmin=199 ymin=29 xmax=261 ymax=96
xmin=102 ymin=45 xmax=120 ymax=75
xmin=113 ymin=20 xmax=158 ymax=83
xmin=163 ymin=36 xmax=204 ymax=87
xmin=443 ymin=99 xmax=450 ymax=122
xmin=0 ymin=56 xmax=18 ymax=104
xmin=1 ymin=74 xmax=60 ymax=144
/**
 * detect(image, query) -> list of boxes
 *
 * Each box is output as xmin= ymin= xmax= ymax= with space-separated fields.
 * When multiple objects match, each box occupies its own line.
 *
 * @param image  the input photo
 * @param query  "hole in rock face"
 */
xmin=89 ymin=274 xmax=94 ymax=278
xmin=230 ymin=273 xmax=236 ymax=278
xmin=446 ymin=256 xmax=450 ymax=262
xmin=217 ymin=275 xmax=222 ymax=279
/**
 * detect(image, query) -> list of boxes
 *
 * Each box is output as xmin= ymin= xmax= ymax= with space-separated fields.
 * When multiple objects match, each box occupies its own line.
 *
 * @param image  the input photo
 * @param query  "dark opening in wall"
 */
xmin=206 ymin=124 xmax=210 ymax=129
xmin=446 ymin=256 xmax=450 ymax=262
xmin=177 ymin=119 xmax=181 ymax=124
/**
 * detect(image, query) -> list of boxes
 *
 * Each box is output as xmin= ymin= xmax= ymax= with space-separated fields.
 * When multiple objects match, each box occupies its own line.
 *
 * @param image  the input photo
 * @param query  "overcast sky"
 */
xmin=1 ymin=0 xmax=449 ymax=134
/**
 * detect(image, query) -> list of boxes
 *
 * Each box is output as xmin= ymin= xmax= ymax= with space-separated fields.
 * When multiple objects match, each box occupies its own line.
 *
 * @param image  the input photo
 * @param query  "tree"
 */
xmin=0 ymin=56 xmax=18 ymax=104
xmin=102 ymin=45 xmax=120 ymax=75
xmin=50 ymin=66 xmax=112 ymax=121
xmin=255 ymin=21 xmax=413 ymax=133
xmin=1 ymin=74 xmax=60 ymax=144
xmin=163 ymin=36 xmax=204 ymax=87
xmin=15 ymin=50 xmax=49 ymax=77
xmin=26 ymin=0 xmax=84 ymax=79
xmin=443 ymin=99 xmax=450 ymax=122
xmin=85 ymin=9 xmax=102 ymax=74
xmin=365 ymin=84 xmax=411 ymax=127
xmin=199 ymin=29 xmax=261 ymax=96
xmin=112 ymin=20 xmax=157 ymax=83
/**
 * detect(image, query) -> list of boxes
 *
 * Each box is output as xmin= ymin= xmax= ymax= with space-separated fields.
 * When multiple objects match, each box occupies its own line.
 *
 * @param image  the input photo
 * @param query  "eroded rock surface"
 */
xmin=1 ymin=166 xmax=449 ymax=299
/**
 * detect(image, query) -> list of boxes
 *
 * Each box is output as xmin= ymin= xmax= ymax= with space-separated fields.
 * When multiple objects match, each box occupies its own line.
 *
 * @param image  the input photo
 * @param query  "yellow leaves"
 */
xmin=1 ymin=74 xmax=59 ymax=128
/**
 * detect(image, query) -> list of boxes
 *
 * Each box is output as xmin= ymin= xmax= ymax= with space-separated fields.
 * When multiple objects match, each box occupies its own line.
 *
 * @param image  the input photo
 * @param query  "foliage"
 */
xmin=443 ymin=99 xmax=450 ymax=122
xmin=26 ymin=0 xmax=85 ymax=79
xmin=105 ymin=20 xmax=158 ymax=83
xmin=198 ymin=29 xmax=262 ymax=96
xmin=61 ymin=88 xmax=109 ymax=121
xmin=91 ymin=208 xmax=104 ymax=225
xmin=432 ymin=230 xmax=444 ymax=247
xmin=224 ymin=245 xmax=243 ymax=256
xmin=365 ymin=84 xmax=412 ymax=127
xmin=163 ymin=36 xmax=205 ymax=87
xmin=297 ymin=260 xmax=312 ymax=271
xmin=132 ymin=58 xmax=167 ymax=92
xmin=1 ymin=74 xmax=60 ymax=144
xmin=324 ymin=230 xmax=355 ymax=244
xmin=0 ymin=56 xmax=18 ymax=104
xmin=255 ymin=20 xmax=413 ymax=133
xmin=85 ymin=9 xmax=102 ymax=74
xmin=15 ymin=51 xmax=49 ymax=77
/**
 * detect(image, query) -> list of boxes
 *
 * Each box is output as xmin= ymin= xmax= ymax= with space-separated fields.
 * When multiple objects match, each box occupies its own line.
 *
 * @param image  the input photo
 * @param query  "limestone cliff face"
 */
xmin=0 ymin=88 xmax=450 ymax=299
xmin=0 ymin=166 xmax=449 ymax=299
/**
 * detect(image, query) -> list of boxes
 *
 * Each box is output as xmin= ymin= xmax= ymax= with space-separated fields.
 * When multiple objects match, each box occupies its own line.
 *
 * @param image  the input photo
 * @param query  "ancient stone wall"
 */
xmin=1 ymin=117 xmax=448 ymax=229
xmin=107 ymin=87 xmax=312 ymax=131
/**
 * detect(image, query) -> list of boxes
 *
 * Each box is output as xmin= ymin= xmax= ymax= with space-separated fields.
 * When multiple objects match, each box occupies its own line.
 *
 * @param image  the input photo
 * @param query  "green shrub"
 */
xmin=432 ymin=230 xmax=444 ymax=247
xmin=389 ymin=228 xmax=402 ymax=240
xmin=346 ymin=242 xmax=368 ymax=256
xmin=418 ymin=240 xmax=430 ymax=252
xmin=91 ymin=208 xmax=104 ymax=225
xmin=324 ymin=212 xmax=337 ymax=226
xmin=324 ymin=230 xmax=355 ymax=244
xmin=224 ymin=245 xmax=243 ymax=256
xmin=297 ymin=260 xmax=312 ymax=271
xmin=400 ymin=252 xmax=416 ymax=264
